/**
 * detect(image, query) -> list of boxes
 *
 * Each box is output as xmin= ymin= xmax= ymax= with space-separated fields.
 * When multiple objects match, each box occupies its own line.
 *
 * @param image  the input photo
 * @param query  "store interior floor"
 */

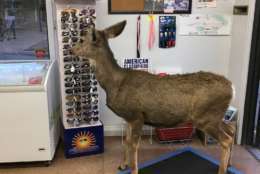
xmin=0 ymin=136 xmax=259 ymax=174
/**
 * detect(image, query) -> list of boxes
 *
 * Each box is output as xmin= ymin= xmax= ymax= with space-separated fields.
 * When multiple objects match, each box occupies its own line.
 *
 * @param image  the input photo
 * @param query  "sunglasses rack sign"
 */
xmin=59 ymin=7 xmax=99 ymax=128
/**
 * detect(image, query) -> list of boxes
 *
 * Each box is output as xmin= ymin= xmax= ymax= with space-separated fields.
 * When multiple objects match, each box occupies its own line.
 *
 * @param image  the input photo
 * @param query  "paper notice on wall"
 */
xmin=179 ymin=14 xmax=232 ymax=36
xmin=197 ymin=0 xmax=217 ymax=8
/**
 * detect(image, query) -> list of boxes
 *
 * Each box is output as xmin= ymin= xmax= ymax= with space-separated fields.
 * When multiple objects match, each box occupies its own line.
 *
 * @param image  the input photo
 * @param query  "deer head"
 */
xmin=72 ymin=20 xmax=127 ymax=60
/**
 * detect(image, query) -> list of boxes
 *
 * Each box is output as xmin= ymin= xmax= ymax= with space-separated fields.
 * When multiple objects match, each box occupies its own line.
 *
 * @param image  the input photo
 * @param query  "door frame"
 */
xmin=242 ymin=0 xmax=260 ymax=145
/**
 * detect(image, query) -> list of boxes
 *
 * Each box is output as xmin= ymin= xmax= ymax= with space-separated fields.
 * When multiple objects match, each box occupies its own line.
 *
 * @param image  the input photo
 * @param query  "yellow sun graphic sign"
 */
xmin=72 ymin=131 xmax=96 ymax=151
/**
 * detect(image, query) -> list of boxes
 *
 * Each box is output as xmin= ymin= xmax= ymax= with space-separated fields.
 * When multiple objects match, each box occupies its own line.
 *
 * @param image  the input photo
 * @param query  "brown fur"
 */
xmin=72 ymin=21 xmax=236 ymax=174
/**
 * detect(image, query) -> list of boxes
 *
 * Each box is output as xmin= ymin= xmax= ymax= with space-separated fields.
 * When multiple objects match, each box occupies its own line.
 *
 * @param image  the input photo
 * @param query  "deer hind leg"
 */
xmin=198 ymin=121 xmax=235 ymax=174
xmin=218 ymin=122 xmax=236 ymax=174
xmin=118 ymin=123 xmax=131 ymax=171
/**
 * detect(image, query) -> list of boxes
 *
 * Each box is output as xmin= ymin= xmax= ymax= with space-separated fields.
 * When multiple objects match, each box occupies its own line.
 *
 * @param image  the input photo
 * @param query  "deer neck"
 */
xmin=94 ymin=47 xmax=125 ymax=95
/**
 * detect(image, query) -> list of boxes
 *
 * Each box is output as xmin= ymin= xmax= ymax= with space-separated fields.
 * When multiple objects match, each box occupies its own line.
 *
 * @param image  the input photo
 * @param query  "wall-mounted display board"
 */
xmin=109 ymin=0 xmax=192 ymax=14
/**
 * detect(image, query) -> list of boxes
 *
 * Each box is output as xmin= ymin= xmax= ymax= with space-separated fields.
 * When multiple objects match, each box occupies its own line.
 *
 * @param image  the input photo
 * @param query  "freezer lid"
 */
xmin=0 ymin=60 xmax=51 ymax=91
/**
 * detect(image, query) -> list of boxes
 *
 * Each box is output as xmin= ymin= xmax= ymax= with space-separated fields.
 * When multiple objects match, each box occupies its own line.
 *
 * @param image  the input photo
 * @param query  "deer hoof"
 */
xmin=118 ymin=164 xmax=129 ymax=171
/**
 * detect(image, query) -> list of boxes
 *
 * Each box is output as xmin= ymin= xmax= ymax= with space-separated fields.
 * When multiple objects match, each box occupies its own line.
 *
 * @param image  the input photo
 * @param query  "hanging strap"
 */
xmin=137 ymin=15 xmax=141 ymax=58
xmin=148 ymin=15 xmax=155 ymax=50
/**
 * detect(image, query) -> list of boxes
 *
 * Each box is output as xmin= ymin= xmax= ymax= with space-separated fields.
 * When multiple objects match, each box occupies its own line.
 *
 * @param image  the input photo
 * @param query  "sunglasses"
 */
xmin=71 ymin=17 xmax=78 ymax=23
xmin=61 ymin=11 xmax=70 ymax=17
xmin=64 ymin=56 xmax=80 ymax=62
xmin=67 ymin=118 xmax=75 ymax=124
xmin=82 ymin=100 xmax=91 ymax=105
xmin=63 ymin=50 xmax=73 ymax=56
xmin=82 ymin=111 xmax=91 ymax=117
xmin=81 ymin=68 xmax=90 ymax=74
xmin=92 ymin=116 xmax=99 ymax=122
xmin=83 ymin=104 xmax=98 ymax=111
xmin=62 ymin=31 xmax=70 ymax=37
xmin=64 ymin=69 xmax=81 ymax=75
xmin=66 ymin=100 xmax=81 ymax=106
xmin=82 ymin=94 xmax=91 ymax=100
xmin=65 ymin=82 xmax=81 ymax=88
xmin=62 ymin=37 xmax=70 ymax=43
xmin=89 ymin=87 xmax=98 ymax=93
xmin=65 ymin=88 xmax=81 ymax=94
xmin=91 ymin=99 xmax=98 ymax=105
xmin=70 ymin=23 xmax=78 ymax=29
xmin=67 ymin=106 xmax=81 ymax=112
xmin=61 ymin=23 xmax=69 ymax=30
xmin=66 ymin=95 xmax=81 ymax=101
xmin=83 ymin=116 xmax=92 ymax=123
xmin=81 ymin=62 xmax=90 ymax=68
xmin=92 ymin=110 xmax=99 ymax=116
xmin=65 ymin=76 xmax=81 ymax=82
xmin=82 ymin=87 xmax=92 ymax=93
xmin=63 ymin=44 xmax=71 ymax=50
xmin=82 ymin=80 xmax=98 ymax=86
xmin=70 ymin=9 xmax=77 ymax=16
xmin=64 ymin=63 xmax=81 ymax=69
xmin=81 ymin=75 xmax=91 ymax=80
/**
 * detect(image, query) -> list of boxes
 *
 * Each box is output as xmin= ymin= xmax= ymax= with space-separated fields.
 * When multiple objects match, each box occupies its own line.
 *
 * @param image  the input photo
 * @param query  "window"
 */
xmin=0 ymin=0 xmax=49 ymax=60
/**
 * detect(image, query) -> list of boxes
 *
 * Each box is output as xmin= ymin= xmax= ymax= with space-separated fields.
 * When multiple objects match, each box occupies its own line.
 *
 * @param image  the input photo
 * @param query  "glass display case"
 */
xmin=0 ymin=0 xmax=49 ymax=60
xmin=0 ymin=61 xmax=50 ymax=86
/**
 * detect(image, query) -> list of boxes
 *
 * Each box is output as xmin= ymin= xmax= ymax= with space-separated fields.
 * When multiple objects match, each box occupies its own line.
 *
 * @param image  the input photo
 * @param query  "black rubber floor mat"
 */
xmin=118 ymin=147 xmax=242 ymax=174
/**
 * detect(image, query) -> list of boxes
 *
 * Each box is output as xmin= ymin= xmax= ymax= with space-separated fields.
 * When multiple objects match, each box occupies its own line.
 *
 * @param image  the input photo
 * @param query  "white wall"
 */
xmin=96 ymin=0 xmax=243 ymax=136
xmin=228 ymin=0 xmax=256 ymax=144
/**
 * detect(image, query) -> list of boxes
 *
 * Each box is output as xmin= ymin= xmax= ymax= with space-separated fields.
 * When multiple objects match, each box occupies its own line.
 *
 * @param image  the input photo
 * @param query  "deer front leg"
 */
xmin=129 ymin=118 xmax=144 ymax=174
xmin=118 ymin=123 xmax=131 ymax=171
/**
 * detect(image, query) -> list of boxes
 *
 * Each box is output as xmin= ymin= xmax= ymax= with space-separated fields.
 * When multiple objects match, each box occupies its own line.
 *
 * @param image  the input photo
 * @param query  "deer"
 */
xmin=72 ymin=20 xmax=236 ymax=174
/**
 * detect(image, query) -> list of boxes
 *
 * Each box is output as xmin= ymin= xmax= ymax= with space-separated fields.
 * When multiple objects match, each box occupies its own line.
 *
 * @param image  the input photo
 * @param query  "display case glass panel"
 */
xmin=0 ymin=61 xmax=50 ymax=86
xmin=0 ymin=0 xmax=49 ymax=60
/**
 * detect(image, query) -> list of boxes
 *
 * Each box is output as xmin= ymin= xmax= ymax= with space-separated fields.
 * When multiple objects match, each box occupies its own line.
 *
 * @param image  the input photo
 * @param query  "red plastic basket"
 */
xmin=155 ymin=122 xmax=194 ymax=142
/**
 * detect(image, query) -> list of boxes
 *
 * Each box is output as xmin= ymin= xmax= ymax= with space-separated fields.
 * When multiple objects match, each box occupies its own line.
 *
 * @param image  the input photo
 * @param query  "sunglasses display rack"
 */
xmin=58 ymin=6 xmax=100 ymax=128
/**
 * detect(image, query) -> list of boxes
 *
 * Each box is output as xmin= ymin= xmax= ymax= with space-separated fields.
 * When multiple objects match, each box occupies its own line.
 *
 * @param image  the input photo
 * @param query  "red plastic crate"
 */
xmin=155 ymin=122 xmax=194 ymax=142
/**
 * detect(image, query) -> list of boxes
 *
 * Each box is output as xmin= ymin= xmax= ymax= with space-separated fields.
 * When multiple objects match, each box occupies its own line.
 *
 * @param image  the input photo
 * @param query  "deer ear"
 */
xmin=103 ymin=20 xmax=127 ymax=39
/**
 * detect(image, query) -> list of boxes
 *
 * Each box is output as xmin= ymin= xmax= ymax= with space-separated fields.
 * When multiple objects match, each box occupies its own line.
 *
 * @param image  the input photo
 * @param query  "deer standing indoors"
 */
xmin=72 ymin=21 xmax=236 ymax=174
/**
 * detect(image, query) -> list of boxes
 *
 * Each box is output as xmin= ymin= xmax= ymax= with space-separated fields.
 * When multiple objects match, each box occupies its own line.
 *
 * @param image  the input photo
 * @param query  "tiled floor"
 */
xmin=0 ymin=137 xmax=259 ymax=174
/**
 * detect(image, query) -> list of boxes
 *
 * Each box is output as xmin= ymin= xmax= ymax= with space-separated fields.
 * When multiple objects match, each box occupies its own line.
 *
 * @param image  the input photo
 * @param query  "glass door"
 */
xmin=242 ymin=0 xmax=260 ymax=147
xmin=0 ymin=0 xmax=49 ymax=60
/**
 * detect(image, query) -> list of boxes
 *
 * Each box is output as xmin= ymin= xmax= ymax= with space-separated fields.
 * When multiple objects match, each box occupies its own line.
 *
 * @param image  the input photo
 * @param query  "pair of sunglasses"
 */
xmin=82 ymin=74 xmax=96 ymax=80
xmin=62 ymin=37 xmax=79 ymax=43
xmin=63 ymin=56 xmax=80 ymax=62
xmin=67 ymin=106 xmax=81 ymax=112
xmin=82 ymin=80 xmax=98 ymax=86
xmin=83 ymin=104 xmax=98 ymax=110
xmin=65 ymin=82 xmax=81 ymax=88
xmin=64 ymin=69 xmax=81 ymax=75
xmin=62 ymin=31 xmax=78 ymax=37
xmin=66 ymin=112 xmax=81 ymax=118
xmin=65 ymin=76 xmax=80 ymax=82
xmin=64 ymin=63 xmax=80 ymax=69
xmin=66 ymin=100 xmax=81 ymax=106
xmin=88 ymin=87 xmax=98 ymax=93
xmin=66 ymin=95 xmax=81 ymax=101
xmin=65 ymin=88 xmax=81 ymax=94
